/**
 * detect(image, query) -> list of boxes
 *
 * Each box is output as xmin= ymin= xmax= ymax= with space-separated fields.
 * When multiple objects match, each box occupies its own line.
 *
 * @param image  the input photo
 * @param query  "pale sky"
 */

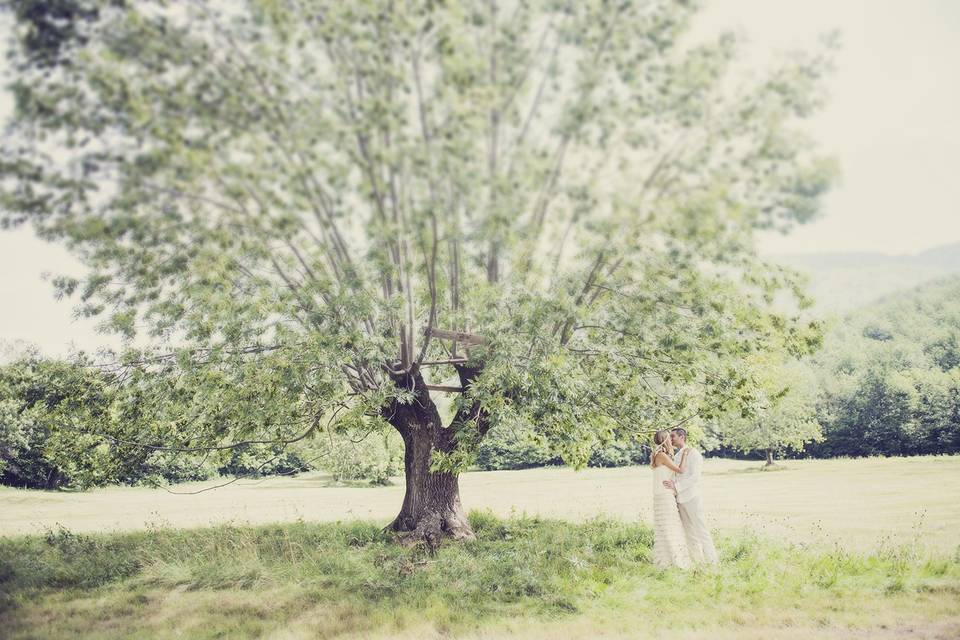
xmin=2 ymin=0 xmax=959 ymax=357
xmin=694 ymin=0 xmax=960 ymax=256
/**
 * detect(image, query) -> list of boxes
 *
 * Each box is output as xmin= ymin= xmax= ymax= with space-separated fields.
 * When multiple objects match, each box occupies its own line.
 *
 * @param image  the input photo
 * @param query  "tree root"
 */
xmin=384 ymin=510 xmax=476 ymax=551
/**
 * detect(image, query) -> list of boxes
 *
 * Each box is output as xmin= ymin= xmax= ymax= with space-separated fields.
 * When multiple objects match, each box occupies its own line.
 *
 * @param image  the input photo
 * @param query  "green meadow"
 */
xmin=2 ymin=457 xmax=959 ymax=638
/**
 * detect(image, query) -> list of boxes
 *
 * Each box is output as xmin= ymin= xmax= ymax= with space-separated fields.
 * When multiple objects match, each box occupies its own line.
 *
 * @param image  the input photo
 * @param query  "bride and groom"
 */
xmin=650 ymin=427 xmax=719 ymax=569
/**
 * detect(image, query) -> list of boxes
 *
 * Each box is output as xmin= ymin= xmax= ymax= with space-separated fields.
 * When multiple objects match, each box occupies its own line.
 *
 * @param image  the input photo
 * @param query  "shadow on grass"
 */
xmin=709 ymin=463 xmax=795 ymax=476
xmin=225 ymin=471 xmax=401 ymax=490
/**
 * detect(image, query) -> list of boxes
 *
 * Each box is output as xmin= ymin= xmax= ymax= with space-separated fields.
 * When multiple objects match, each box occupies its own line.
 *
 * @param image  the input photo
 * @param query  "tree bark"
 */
xmin=765 ymin=448 xmax=775 ymax=467
xmin=381 ymin=366 xmax=481 ymax=545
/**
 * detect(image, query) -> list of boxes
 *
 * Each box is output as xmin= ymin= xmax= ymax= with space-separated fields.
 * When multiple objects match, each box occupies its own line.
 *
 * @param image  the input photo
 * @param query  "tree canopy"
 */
xmin=1 ymin=0 xmax=835 ymax=538
xmin=806 ymin=276 xmax=960 ymax=458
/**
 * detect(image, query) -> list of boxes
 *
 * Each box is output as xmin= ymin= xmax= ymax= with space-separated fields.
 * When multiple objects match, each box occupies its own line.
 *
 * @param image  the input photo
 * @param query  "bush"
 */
xmin=476 ymin=427 xmax=650 ymax=470
xmin=301 ymin=430 xmax=404 ymax=485
xmin=0 ymin=357 xmax=121 ymax=489
xmin=216 ymin=443 xmax=310 ymax=479
xmin=0 ymin=357 xmax=329 ymax=490
xmin=587 ymin=438 xmax=650 ymax=468
xmin=475 ymin=428 xmax=561 ymax=470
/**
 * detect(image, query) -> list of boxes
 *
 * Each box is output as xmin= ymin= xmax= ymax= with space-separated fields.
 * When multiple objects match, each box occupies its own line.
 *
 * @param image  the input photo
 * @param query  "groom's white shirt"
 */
xmin=672 ymin=444 xmax=719 ymax=564
xmin=672 ymin=445 xmax=702 ymax=504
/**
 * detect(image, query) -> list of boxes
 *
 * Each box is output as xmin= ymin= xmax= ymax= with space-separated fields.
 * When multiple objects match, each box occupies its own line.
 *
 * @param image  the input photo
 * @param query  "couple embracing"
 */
xmin=650 ymin=428 xmax=719 ymax=569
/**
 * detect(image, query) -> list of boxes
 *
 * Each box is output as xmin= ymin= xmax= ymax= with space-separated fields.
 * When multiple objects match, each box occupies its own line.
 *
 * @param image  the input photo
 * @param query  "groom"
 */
xmin=662 ymin=428 xmax=719 ymax=565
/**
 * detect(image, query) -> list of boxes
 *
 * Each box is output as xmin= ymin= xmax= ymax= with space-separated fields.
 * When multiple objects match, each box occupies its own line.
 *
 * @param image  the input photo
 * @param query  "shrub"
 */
xmin=217 ymin=443 xmax=310 ymax=479
xmin=475 ymin=428 xmax=561 ymax=470
xmin=301 ymin=431 xmax=404 ymax=485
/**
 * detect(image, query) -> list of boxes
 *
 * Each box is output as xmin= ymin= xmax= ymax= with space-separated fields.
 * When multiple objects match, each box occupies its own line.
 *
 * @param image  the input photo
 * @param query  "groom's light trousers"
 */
xmin=678 ymin=496 xmax=719 ymax=565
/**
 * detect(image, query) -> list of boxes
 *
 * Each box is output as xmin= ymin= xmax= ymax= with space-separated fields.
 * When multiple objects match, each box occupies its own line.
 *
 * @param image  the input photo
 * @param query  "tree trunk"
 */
xmin=381 ymin=366 xmax=480 ymax=545
xmin=765 ymin=448 xmax=775 ymax=467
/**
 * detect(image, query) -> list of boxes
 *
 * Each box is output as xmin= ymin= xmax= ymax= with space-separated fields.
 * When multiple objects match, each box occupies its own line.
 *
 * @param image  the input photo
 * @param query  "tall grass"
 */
xmin=1 ymin=512 xmax=958 ymax=639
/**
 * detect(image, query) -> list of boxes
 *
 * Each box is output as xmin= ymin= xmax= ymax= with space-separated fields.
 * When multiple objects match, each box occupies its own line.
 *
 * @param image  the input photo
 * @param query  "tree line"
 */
xmin=0 ymin=350 xmax=646 ymax=489
xmin=703 ymin=276 xmax=960 ymax=462
xmin=4 ymin=273 xmax=958 ymax=490
xmin=802 ymin=277 xmax=960 ymax=458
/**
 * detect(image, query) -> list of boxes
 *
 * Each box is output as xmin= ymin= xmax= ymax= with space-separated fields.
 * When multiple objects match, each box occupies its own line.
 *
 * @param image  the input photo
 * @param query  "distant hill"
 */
xmin=768 ymin=242 xmax=960 ymax=314
xmin=837 ymin=274 xmax=960 ymax=337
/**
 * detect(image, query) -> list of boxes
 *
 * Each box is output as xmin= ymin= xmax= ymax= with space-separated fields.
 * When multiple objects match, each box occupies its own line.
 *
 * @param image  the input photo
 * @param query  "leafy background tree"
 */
xmin=1 ymin=0 xmax=835 ymax=540
xmin=709 ymin=356 xmax=821 ymax=466
xmin=0 ymin=355 xmax=129 ymax=489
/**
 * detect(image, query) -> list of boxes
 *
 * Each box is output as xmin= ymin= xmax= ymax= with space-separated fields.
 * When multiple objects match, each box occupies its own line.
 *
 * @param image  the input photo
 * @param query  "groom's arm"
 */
xmin=671 ymin=449 xmax=701 ymax=494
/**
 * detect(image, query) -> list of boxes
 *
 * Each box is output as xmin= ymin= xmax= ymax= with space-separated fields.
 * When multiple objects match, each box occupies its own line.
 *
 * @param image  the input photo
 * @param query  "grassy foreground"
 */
xmin=1 ymin=513 xmax=959 ymax=639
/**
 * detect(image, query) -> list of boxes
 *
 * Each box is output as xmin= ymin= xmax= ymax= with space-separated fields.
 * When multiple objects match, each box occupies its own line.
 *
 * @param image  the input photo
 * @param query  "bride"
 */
xmin=650 ymin=429 xmax=692 ymax=569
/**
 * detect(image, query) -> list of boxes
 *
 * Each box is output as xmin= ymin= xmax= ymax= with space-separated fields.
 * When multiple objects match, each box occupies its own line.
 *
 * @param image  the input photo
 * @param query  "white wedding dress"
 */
xmin=652 ymin=463 xmax=691 ymax=569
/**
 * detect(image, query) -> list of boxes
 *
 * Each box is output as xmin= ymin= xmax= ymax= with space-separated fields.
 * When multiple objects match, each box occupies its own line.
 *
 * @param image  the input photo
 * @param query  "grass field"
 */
xmin=3 ymin=456 xmax=959 ymax=552
xmin=2 ymin=456 xmax=959 ymax=639
xmin=1 ymin=513 xmax=959 ymax=639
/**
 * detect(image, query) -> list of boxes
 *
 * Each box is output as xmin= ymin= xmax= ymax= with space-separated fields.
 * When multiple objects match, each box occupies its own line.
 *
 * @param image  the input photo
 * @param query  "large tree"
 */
xmin=1 ymin=0 xmax=835 ymax=541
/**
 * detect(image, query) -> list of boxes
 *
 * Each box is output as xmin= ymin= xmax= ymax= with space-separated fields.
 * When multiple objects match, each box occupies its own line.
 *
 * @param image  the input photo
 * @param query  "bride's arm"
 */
xmin=656 ymin=451 xmax=687 ymax=473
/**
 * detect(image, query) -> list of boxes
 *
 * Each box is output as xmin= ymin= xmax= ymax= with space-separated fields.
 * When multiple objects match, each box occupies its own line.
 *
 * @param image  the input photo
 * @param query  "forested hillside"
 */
xmin=771 ymin=242 xmax=960 ymax=313
xmin=803 ymin=276 xmax=960 ymax=457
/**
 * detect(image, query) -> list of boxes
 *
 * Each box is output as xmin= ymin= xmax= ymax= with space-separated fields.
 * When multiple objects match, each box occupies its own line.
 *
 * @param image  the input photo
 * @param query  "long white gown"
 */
xmin=652 ymin=463 xmax=692 ymax=569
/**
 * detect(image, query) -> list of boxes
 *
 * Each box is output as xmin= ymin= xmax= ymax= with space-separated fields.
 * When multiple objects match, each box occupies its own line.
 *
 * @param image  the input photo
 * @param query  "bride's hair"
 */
xmin=650 ymin=429 xmax=672 ymax=465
